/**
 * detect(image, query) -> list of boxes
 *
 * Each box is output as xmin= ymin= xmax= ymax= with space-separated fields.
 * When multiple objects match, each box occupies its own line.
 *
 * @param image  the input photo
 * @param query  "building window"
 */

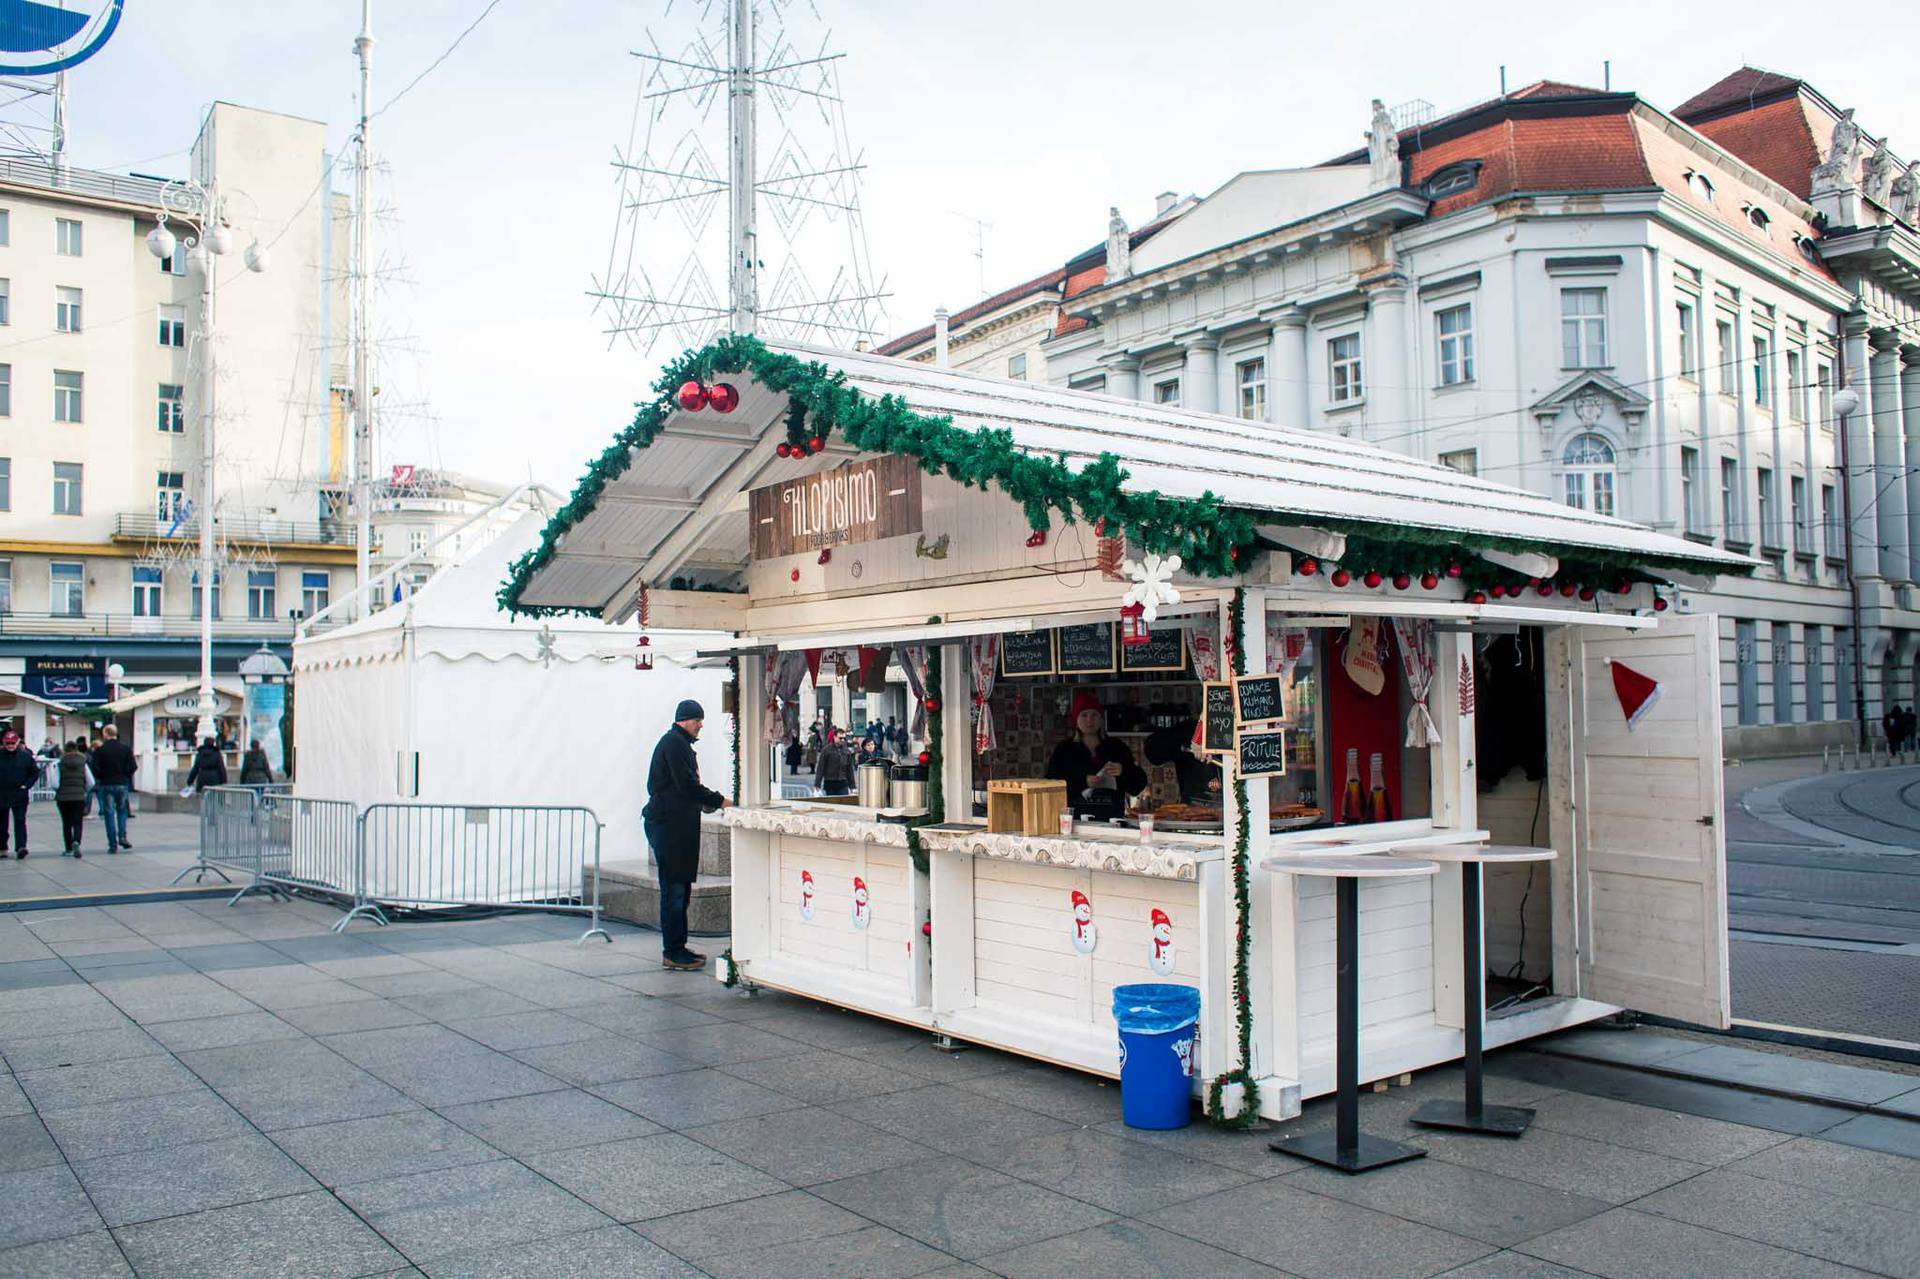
xmin=55 ymin=286 xmax=81 ymax=333
xmin=1772 ymin=625 xmax=1794 ymax=724
xmin=156 ymin=471 xmax=186 ymax=522
xmin=0 ymin=456 xmax=8 ymax=511
xmin=0 ymin=560 xmax=9 ymax=614
xmin=1152 ymin=378 xmax=1180 ymax=406
xmin=1757 ymin=467 xmax=1778 ymax=546
xmin=0 ymin=209 xmax=9 ymax=245
xmin=1817 ymin=364 xmax=1832 ymax=432
xmin=132 ymin=566 xmax=163 ymax=617
xmin=1752 ymin=335 xmax=1771 ymax=406
xmin=1328 ymin=333 xmax=1362 ymax=402
xmin=301 ymin=571 xmax=330 ymax=616
xmin=1686 ymin=171 xmax=1715 ymax=203
xmin=1236 ymin=358 xmax=1266 ymax=420
xmin=1716 ymin=320 xmax=1734 ymax=396
xmin=55 ymin=218 xmax=81 ymax=256
xmin=0 ymin=364 xmax=10 ymax=417
xmin=247 ymin=569 xmax=276 ymax=620
xmin=52 ymin=461 xmax=81 ymax=515
xmin=1676 ymin=301 xmax=1697 ymax=380
xmin=1006 ymin=353 xmax=1027 ymax=381
xmin=49 ymin=562 xmax=83 ymax=616
xmin=53 ymin=370 xmax=81 ymax=423
xmin=1748 ymin=206 xmax=1771 ymax=231
xmin=158 ymin=305 xmax=185 ymax=348
xmin=159 ymin=240 xmax=186 ymax=275
xmin=1806 ymin=626 xmax=1825 ymax=721
xmin=1735 ymin=619 xmax=1759 ymax=726
xmin=1836 ymin=627 xmax=1855 ymax=717
xmin=409 ymin=528 xmax=428 ymax=555
xmin=1786 ymin=348 xmax=1806 ymax=423
xmin=1560 ymin=288 xmax=1608 ymax=368
xmin=0 ymin=277 xmax=10 ymax=325
xmin=1436 ymin=303 xmax=1474 ymax=386
xmin=1791 ymin=475 xmax=1809 ymax=553
xmin=190 ymin=570 xmax=222 ymax=620
xmin=1438 ymin=448 xmax=1478 ymax=476
xmin=157 ymin=383 xmax=184 ymax=433
xmin=1822 ymin=483 xmax=1839 ymax=558
xmin=1681 ymin=446 xmax=1701 ymax=533
xmin=1721 ymin=457 xmax=1740 ymax=542
xmin=1562 ymin=433 xmax=1616 ymax=516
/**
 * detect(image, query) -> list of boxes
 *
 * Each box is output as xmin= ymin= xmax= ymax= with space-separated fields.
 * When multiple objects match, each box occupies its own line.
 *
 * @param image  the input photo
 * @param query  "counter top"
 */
xmin=916 ymin=822 xmax=1221 ymax=881
xmin=724 ymin=805 xmax=913 ymax=847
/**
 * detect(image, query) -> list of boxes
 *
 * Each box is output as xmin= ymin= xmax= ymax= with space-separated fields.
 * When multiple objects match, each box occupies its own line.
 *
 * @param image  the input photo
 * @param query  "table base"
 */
xmin=1410 ymin=1099 xmax=1536 ymax=1137
xmin=1270 ymin=1131 xmax=1427 ymax=1174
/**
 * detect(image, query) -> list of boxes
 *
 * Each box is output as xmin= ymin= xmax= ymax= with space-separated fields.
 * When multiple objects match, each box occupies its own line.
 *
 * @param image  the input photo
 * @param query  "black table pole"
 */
xmin=1411 ymin=860 xmax=1537 ymax=1137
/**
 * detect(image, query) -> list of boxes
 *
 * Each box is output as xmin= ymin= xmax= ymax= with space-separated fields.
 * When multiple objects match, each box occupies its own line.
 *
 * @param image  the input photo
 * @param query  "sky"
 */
xmin=47 ymin=0 xmax=1920 ymax=494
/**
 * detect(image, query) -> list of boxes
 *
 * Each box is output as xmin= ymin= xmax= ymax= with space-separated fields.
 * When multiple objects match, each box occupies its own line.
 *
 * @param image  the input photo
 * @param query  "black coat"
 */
xmin=643 ymin=725 xmax=725 ymax=881
xmin=1046 ymin=735 xmax=1148 ymax=816
xmin=186 ymin=744 xmax=228 ymax=791
xmin=90 ymin=739 xmax=136 ymax=787
xmin=239 ymin=749 xmax=274 ymax=785
xmin=0 ymin=747 xmax=40 ymax=800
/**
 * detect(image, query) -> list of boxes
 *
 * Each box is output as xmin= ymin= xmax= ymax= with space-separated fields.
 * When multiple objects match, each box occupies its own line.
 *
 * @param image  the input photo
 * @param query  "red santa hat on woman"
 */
xmin=1070 ymin=691 xmax=1104 ymax=721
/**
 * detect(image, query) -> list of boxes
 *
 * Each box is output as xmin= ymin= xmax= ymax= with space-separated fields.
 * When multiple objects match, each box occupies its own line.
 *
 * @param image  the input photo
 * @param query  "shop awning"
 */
xmin=102 ymin=678 xmax=246 ymax=715
xmin=505 ymin=335 xmax=1751 ymax=619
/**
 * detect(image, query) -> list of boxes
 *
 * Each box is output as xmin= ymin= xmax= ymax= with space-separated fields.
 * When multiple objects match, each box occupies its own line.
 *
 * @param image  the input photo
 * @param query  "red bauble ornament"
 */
xmin=676 ymin=380 xmax=708 ymax=411
xmin=809 ymin=436 xmax=826 ymax=452
xmin=917 ymin=751 xmax=931 ymax=764
xmin=790 ymin=568 xmax=801 ymax=582
xmin=1445 ymin=563 xmax=1463 ymax=579
xmin=1527 ymin=577 xmax=1542 ymax=588
xmin=924 ymin=697 xmax=941 ymax=713
xmin=1392 ymin=573 xmax=1411 ymax=591
xmin=1297 ymin=557 xmax=1319 ymax=576
xmin=1363 ymin=570 xmax=1384 ymax=589
xmin=1468 ymin=590 xmax=1487 ymax=604
xmin=1559 ymin=582 xmax=1577 ymax=598
xmin=776 ymin=441 xmax=793 ymax=458
xmin=1420 ymin=572 xmax=1439 ymax=590
xmin=1488 ymin=583 xmax=1505 ymax=598
xmin=1579 ymin=586 xmax=1596 ymax=601
xmin=921 ymin=921 xmax=932 ymax=937
xmin=1615 ymin=579 xmax=1632 ymax=595
xmin=1653 ymin=596 xmax=1670 ymax=612
xmin=706 ymin=382 xmax=739 ymax=413
xmin=1536 ymin=581 xmax=1555 ymax=597
xmin=817 ymin=548 xmax=832 ymax=566
xmin=1229 ymin=547 xmax=1240 ymax=562
xmin=1330 ymin=568 xmax=1351 ymax=587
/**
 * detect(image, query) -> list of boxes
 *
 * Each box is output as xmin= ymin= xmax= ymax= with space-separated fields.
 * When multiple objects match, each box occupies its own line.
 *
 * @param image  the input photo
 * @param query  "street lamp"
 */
xmin=145 ymin=178 xmax=268 ymax=747
xmin=1833 ymin=383 xmax=1866 ymax=748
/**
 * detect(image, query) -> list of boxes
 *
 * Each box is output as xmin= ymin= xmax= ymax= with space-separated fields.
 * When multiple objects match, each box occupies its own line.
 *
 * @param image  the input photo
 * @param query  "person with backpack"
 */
xmin=55 ymin=739 xmax=89 ymax=856
xmin=239 ymin=739 xmax=275 ymax=786
xmin=185 ymin=738 xmax=228 ymax=792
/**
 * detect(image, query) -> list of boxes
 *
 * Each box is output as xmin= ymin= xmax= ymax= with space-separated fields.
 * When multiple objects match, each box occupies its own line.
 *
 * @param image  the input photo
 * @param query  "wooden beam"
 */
xmin=1480 ymin=549 xmax=1558 ymax=579
xmin=1256 ymin=523 xmax=1346 ymax=561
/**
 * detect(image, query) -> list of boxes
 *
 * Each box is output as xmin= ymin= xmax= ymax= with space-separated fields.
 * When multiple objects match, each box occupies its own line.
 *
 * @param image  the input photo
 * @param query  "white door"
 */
xmin=1556 ymin=613 xmax=1730 ymax=1028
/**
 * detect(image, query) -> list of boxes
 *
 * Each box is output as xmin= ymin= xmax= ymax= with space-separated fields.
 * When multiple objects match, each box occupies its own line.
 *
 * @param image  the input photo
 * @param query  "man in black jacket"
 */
xmin=0 ymin=729 xmax=38 ymax=857
xmin=644 ymin=699 xmax=729 ymax=970
xmin=90 ymin=726 xmax=137 ymax=852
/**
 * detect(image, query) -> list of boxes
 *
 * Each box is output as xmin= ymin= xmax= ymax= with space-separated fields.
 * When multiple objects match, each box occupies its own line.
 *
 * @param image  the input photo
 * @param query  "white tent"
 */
xmin=293 ymin=513 xmax=732 ymax=893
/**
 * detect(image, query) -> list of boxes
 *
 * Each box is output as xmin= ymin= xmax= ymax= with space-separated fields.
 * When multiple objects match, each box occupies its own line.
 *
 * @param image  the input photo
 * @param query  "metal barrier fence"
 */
xmin=182 ymin=791 xmax=611 ymax=945
xmin=349 ymin=803 xmax=609 ymax=943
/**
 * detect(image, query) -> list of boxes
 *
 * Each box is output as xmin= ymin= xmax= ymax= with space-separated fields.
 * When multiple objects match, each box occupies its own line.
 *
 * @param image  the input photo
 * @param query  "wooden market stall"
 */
xmin=503 ymin=336 xmax=1748 ymax=1121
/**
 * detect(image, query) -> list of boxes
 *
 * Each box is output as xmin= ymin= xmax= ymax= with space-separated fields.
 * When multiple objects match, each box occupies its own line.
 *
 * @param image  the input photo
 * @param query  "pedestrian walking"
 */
xmin=55 ymin=740 xmax=88 ymax=857
xmin=90 ymin=725 xmax=135 ymax=852
xmin=0 ymin=729 xmax=36 ymax=858
xmin=643 ymin=699 xmax=729 ymax=971
xmin=83 ymin=734 xmax=101 ymax=815
xmin=239 ymin=739 xmax=274 ymax=786
xmin=816 ymin=730 xmax=854 ymax=796
xmin=185 ymin=738 xmax=228 ymax=792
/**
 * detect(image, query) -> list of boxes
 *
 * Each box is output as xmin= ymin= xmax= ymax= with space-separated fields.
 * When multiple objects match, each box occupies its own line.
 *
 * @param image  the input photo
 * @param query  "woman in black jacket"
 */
xmin=185 ymin=739 xmax=228 ymax=792
xmin=55 ymin=740 xmax=89 ymax=855
xmin=239 ymin=740 xmax=274 ymax=786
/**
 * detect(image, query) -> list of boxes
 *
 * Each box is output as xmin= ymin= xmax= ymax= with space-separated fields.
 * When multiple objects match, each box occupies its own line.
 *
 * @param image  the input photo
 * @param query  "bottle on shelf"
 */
xmin=1367 ymin=751 xmax=1393 ymax=824
xmin=1340 ymin=747 xmax=1364 ymax=824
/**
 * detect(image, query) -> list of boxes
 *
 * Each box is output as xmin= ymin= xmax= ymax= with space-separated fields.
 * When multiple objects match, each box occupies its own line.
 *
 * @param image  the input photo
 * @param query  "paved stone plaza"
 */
xmin=1 ymin=863 xmax=1916 ymax=1278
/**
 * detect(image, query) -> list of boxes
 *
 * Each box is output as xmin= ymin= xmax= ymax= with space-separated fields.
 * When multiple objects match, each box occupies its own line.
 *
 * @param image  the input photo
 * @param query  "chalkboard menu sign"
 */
xmin=1056 ymin=622 xmax=1117 ymax=675
xmin=1119 ymin=625 xmax=1186 ymax=674
xmin=1000 ymin=629 xmax=1055 ymax=677
xmin=1236 ymin=727 xmax=1289 ymax=778
xmin=1233 ymin=672 xmax=1287 ymax=726
xmin=1201 ymin=682 xmax=1236 ymax=756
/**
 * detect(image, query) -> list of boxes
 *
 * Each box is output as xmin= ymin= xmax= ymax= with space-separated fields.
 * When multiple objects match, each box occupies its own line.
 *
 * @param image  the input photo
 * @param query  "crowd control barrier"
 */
xmin=176 ymin=785 xmax=355 ymax=909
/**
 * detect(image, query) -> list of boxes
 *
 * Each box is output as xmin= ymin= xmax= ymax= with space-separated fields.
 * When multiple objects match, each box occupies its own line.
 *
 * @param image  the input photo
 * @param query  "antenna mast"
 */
xmin=352 ymin=0 xmax=375 ymax=614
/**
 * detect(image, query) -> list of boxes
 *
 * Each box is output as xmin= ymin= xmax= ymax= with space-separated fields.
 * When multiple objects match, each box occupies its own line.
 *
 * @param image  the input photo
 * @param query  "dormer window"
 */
xmin=1793 ymin=234 xmax=1821 ymax=264
xmin=1745 ymin=205 xmax=1771 ymax=231
xmin=1686 ymin=170 xmax=1715 ymax=203
xmin=1425 ymin=161 xmax=1481 ymax=198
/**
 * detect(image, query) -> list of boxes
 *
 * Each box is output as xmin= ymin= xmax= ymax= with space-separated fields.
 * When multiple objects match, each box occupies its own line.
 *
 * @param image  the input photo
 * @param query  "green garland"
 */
xmin=905 ymin=637 xmax=944 ymax=876
xmin=1207 ymin=586 xmax=1261 ymax=1129
xmin=729 ymin=653 xmax=742 ymax=806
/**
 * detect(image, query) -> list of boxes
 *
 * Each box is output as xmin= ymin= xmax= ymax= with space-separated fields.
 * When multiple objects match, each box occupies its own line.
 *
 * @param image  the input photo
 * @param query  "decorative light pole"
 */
xmin=1833 ymin=382 xmax=1867 ymax=748
xmin=145 ymin=179 xmax=268 ymax=747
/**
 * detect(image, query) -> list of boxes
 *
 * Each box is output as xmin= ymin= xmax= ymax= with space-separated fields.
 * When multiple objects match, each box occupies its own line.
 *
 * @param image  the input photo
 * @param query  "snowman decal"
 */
xmin=1148 ymin=908 xmax=1176 ymax=976
xmin=1069 ymin=889 xmax=1097 ymax=955
xmin=1172 ymin=1035 xmax=1195 ymax=1077
xmin=799 ymin=869 xmax=815 ymax=922
xmin=851 ymin=876 xmax=871 ymax=930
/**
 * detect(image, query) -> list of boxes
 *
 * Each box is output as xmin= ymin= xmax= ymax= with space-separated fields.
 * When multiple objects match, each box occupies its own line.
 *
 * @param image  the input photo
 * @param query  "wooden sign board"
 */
xmin=1119 ymin=625 xmax=1186 ymax=674
xmin=748 ymin=454 xmax=922 ymax=559
xmin=1056 ymin=622 xmax=1117 ymax=675
xmin=1236 ymin=727 xmax=1289 ymax=778
xmin=1000 ymin=629 xmax=1055 ymax=678
xmin=1201 ymin=682 xmax=1235 ymax=756
xmin=1232 ymin=672 xmax=1286 ymax=726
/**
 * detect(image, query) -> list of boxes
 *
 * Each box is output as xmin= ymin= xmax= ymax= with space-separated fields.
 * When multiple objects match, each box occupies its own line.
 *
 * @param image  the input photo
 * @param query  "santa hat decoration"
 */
xmin=1608 ymin=660 xmax=1661 ymax=728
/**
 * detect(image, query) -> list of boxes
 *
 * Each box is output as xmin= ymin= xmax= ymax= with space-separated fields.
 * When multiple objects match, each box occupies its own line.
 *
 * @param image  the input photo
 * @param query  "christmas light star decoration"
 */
xmin=1121 ymin=552 xmax=1182 ymax=623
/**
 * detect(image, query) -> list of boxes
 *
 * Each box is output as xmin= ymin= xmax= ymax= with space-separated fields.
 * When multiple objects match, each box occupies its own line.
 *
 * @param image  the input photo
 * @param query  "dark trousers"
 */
xmin=56 ymin=800 xmax=84 ymax=851
xmin=659 ymin=878 xmax=693 ymax=957
xmin=0 ymin=797 xmax=25 ymax=850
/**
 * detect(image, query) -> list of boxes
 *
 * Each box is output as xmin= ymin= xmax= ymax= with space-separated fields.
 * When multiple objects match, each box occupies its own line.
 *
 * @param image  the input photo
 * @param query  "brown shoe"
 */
xmin=661 ymin=952 xmax=707 ymax=971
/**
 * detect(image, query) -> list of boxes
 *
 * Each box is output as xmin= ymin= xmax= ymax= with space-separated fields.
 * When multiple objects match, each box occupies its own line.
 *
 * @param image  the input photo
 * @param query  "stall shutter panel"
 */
xmin=1568 ymin=613 xmax=1731 ymax=1028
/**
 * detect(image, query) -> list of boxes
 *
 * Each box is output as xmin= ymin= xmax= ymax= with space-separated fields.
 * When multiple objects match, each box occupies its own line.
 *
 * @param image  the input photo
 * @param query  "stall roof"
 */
xmin=104 ymin=678 xmax=245 ymax=715
xmin=505 ymin=336 xmax=1750 ymax=618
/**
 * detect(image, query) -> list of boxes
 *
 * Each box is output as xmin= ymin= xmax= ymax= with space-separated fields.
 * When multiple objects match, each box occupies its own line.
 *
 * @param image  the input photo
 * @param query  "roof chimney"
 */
xmin=1154 ymin=190 xmax=1179 ymax=217
xmin=933 ymin=307 xmax=950 ymax=368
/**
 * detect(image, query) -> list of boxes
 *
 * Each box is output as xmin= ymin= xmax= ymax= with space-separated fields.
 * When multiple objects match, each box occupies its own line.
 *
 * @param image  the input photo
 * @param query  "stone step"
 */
xmin=599 ymin=859 xmax=731 ymax=936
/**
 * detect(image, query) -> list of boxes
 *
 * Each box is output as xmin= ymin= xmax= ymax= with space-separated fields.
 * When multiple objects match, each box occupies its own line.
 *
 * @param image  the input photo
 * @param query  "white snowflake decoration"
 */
xmin=1120 ymin=553 xmax=1182 ymax=622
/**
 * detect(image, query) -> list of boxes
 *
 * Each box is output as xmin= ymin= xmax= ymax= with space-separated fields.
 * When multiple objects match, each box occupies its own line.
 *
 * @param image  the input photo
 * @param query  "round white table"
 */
xmin=1261 ymin=854 xmax=1439 ymax=1174
xmin=1391 ymin=843 xmax=1558 ymax=1137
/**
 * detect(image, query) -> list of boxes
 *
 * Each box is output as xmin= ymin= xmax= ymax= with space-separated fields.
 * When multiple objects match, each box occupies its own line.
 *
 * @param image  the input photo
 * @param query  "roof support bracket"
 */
xmin=1258 ymin=523 xmax=1347 ymax=562
xmin=1480 ymin=549 xmax=1558 ymax=579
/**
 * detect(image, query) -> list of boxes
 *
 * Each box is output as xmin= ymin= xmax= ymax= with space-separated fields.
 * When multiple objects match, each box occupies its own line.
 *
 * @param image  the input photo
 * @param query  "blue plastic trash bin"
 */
xmin=1112 ymin=983 xmax=1200 ymax=1130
